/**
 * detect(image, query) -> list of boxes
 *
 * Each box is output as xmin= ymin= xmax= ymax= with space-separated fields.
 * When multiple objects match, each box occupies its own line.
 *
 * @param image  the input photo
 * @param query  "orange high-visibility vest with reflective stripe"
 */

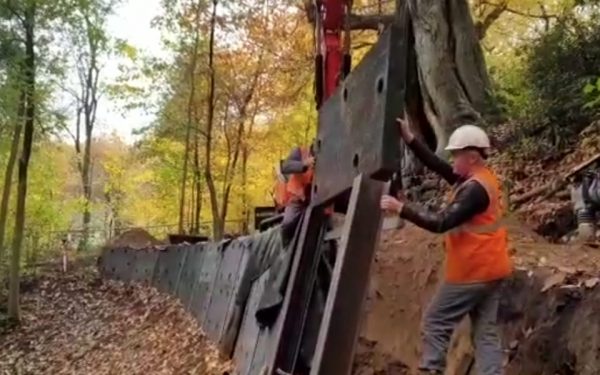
xmin=444 ymin=166 xmax=512 ymax=283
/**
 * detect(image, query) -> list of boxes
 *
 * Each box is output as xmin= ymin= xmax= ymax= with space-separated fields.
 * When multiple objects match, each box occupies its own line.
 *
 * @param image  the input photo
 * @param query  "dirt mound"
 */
xmin=360 ymin=223 xmax=600 ymax=374
xmin=353 ymin=338 xmax=410 ymax=375
xmin=0 ymin=266 xmax=230 ymax=374
xmin=492 ymin=121 xmax=600 ymax=238
xmin=104 ymin=228 xmax=163 ymax=249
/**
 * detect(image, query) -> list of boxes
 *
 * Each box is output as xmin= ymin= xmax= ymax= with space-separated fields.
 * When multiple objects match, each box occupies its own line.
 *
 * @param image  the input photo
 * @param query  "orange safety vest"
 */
xmin=273 ymin=164 xmax=290 ymax=211
xmin=274 ymin=146 xmax=333 ymax=215
xmin=444 ymin=166 xmax=512 ymax=283
xmin=286 ymin=147 xmax=313 ymax=202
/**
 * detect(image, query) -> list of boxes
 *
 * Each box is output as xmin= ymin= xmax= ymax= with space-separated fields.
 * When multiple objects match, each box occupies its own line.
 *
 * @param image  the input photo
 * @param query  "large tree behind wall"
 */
xmin=407 ymin=0 xmax=492 ymax=155
xmin=312 ymin=0 xmax=564 ymax=155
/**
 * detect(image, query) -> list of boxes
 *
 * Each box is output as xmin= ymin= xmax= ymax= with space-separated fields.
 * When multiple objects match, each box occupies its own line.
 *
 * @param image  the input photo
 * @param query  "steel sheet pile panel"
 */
xmin=248 ymin=312 xmax=282 ymax=375
xmin=189 ymin=242 xmax=223 ymax=324
xmin=311 ymin=175 xmax=385 ymax=375
xmin=233 ymin=270 xmax=270 ymax=375
xmin=312 ymin=24 xmax=408 ymax=205
xmin=130 ymin=249 xmax=160 ymax=283
xmin=98 ymin=248 xmax=119 ymax=279
xmin=103 ymin=247 xmax=136 ymax=282
xmin=176 ymin=244 xmax=205 ymax=309
xmin=220 ymin=238 xmax=252 ymax=355
xmin=152 ymin=246 xmax=188 ymax=294
xmin=204 ymin=240 xmax=246 ymax=342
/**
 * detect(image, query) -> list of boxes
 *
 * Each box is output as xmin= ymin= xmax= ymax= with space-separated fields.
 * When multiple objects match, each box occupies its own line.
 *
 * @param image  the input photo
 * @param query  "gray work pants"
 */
xmin=281 ymin=199 xmax=307 ymax=247
xmin=420 ymin=281 xmax=504 ymax=375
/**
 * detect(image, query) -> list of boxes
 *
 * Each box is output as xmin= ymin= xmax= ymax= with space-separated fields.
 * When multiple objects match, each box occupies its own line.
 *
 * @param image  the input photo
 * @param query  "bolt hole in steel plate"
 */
xmin=132 ymin=250 xmax=159 ymax=283
xmin=204 ymin=240 xmax=246 ymax=343
xmin=312 ymin=25 xmax=407 ymax=206
xmin=377 ymin=76 xmax=385 ymax=93
xmin=189 ymin=242 xmax=223 ymax=325
xmin=106 ymin=247 xmax=134 ymax=282
xmin=176 ymin=244 xmax=205 ymax=309
xmin=152 ymin=246 xmax=187 ymax=294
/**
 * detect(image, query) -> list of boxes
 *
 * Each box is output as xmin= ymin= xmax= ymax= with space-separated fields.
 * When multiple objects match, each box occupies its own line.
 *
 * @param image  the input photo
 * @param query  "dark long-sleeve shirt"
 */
xmin=399 ymin=138 xmax=490 ymax=233
xmin=582 ymin=169 xmax=600 ymax=205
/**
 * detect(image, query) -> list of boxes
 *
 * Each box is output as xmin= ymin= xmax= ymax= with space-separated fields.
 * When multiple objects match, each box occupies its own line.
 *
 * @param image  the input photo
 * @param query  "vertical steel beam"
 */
xmin=266 ymin=206 xmax=327 ymax=374
xmin=310 ymin=174 xmax=384 ymax=375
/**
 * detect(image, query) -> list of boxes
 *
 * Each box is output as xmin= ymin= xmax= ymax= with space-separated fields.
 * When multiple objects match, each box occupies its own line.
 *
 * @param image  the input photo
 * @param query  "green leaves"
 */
xmin=583 ymin=77 xmax=600 ymax=109
xmin=114 ymin=38 xmax=138 ymax=61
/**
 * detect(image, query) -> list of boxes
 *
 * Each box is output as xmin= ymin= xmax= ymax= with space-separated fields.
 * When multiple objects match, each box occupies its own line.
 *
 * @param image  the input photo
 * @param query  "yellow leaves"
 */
xmin=475 ymin=0 xmax=571 ymax=53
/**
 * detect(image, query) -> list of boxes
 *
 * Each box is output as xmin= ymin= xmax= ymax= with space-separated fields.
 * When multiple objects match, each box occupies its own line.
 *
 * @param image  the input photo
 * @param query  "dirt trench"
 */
xmin=354 ymin=220 xmax=600 ymax=375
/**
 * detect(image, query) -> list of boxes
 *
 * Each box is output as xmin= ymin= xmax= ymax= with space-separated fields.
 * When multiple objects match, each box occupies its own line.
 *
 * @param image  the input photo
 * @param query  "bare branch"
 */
xmin=481 ymin=0 xmax=558 ymax=20
xmin=2 ymin=1 xmax=26 ymax=26
xmin=475 ymin=1 xmax=507 ymax=39
xmin=348 ymin=14 xmax=394 ymax=30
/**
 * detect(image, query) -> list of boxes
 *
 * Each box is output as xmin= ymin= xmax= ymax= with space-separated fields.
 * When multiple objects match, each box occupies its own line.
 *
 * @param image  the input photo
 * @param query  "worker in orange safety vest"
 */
xmin=380 ymin=119 xmax=512 ymax=375
xmin=276 ymin=144 xmax=316 ymax=246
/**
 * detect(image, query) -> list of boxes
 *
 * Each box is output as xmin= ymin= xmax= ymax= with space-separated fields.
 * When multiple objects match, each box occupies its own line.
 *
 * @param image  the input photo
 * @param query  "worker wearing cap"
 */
xmin=278 ymin=144 xmax=316 ymax=246
xmin=381 ymin=119 xmax=511 ymax=375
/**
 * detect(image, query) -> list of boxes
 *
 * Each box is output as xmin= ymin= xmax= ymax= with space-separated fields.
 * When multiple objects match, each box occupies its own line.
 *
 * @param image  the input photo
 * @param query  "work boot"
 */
xmin=577 ymin=222 xmax=596 ymax=243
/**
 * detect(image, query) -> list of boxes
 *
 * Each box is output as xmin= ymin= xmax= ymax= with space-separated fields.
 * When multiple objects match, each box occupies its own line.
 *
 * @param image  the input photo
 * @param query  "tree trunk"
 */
xmin=218 ymin=118 xmax=244 ymax=238
xmin=9 ymin=4 xmax=35 ymax=321
xmin=205 ymin=0 xmax=221 ymax=240
xmin=0 ymin=90 xmax=25 ymax=262
xmin=80 ymin=130 xmax=92 ymax=250
xmin=193 ymin=139 xmax=202 ymax=234
xmin=407 ymin=0 xmax=492 ymax=154
xmin=77 ymin=13 xmax=102 ymax=251
xmin=190 ymin=170 xmax=197 ymax=233
xmin=178 ymin=0 xmax=202 ymax=234
xmin=241 ymin=145 xmax=249 ymax=234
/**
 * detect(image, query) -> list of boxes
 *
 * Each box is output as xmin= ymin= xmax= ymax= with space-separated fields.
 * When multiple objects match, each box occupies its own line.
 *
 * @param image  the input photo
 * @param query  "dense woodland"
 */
xmin=0 ymin=0 xmax=599 ymax=320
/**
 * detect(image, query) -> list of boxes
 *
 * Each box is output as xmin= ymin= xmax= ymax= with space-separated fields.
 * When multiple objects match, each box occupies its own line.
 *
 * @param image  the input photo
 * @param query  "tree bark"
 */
xmin=474 ymin=0 xmax=507 ymax=39
xmin=178 ymin=1 xmax=202 ymax=234
xmin=408 ymin=0 xmax=492 ymax=154
xmin=9 ymin=3 xmax=36 ymax=321
xmin=193 ymin=160 xmax=202 ymax=234
xmin=77 ymin=12 xmax=102 ymax=251
xmin=80 ymin=124 xmax=92 ymax=250
xmin=214 ymin=59 xmax=262 ymax=238
xmin=0 ymin=89 xmax=25 ymax=262
xmin=241 ymin=145 xmax=249 ymax=234
xmin=192 ymin=122 xmax=202 ymax=234
xmin=205 ymin=0 xmax=221 ymax=239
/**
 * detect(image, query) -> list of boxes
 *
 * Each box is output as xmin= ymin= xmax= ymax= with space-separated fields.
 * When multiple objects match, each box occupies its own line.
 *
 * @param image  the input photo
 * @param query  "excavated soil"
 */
xmin=104 ymin=228 xmax=164 ymax=249
xmin=356 ymin=219 xmax=600 ymax=375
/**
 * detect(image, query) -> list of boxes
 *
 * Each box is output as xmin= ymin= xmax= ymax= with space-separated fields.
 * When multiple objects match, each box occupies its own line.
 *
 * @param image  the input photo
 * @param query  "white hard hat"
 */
xmin=445 ymin=124 xmax=490 ymax=151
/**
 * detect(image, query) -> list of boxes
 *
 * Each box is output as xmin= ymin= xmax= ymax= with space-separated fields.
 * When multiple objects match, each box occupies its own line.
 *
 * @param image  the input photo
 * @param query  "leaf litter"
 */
xmin=0 ymin=264 xmax=231 ymax=375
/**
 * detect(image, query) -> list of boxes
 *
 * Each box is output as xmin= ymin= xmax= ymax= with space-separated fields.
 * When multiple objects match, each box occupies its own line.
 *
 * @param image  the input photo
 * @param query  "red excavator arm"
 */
xmin=314 ymin=0 xmax=351 ymax=108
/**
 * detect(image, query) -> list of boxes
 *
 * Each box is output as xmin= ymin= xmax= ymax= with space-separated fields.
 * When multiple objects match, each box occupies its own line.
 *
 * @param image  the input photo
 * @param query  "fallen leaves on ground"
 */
xmin=0 ymin=265 xmax=231 ymax=375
